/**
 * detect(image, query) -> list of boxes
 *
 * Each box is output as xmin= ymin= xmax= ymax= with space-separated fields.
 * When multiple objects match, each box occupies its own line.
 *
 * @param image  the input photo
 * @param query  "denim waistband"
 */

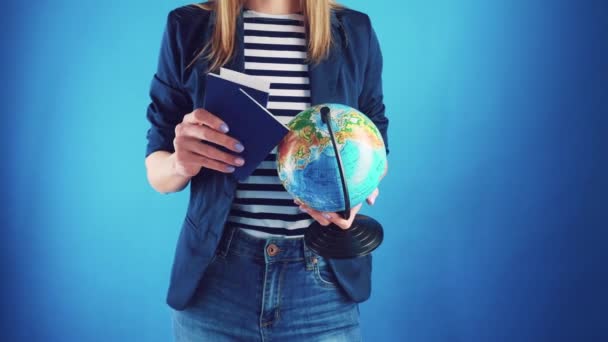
xmin=216 ymin=223 xmax=317 ymax=269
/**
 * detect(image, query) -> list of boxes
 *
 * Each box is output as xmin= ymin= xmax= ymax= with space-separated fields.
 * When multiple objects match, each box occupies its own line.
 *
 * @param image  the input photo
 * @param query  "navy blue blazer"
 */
xmin=145 ymin=2 xmax=390 ymax=310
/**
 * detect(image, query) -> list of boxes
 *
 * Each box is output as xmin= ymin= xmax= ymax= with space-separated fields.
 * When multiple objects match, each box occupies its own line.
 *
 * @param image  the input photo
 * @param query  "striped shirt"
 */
xmin=226 ymin=9 xmax=315 ymax=239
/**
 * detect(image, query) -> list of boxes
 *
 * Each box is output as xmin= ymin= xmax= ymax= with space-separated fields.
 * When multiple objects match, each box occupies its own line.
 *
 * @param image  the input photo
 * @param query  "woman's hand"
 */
xmin=172 ymin=108 xmax=246 ymax=177
xmin=295 ymin=161 xmax=388 ymax=230
xmin=295 ymin=199 xmax=366 ymax=230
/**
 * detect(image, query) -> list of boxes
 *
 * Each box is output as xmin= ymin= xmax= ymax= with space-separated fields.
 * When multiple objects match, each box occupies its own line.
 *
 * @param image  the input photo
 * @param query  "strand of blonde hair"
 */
xmin=186 ymin=0 xmax=342 ymax=72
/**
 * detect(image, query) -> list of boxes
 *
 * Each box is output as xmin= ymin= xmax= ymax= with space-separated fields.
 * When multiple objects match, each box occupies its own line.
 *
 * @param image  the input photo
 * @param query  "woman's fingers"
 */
xmin=303 ymin=208 xmax=332 ymax=226
xmin=179 ymin=137 xmax=244 ymax=167
xmin=172 ymin=108 xmax=247 ymax=177
xmin=295 ymin=199 xmax=364 ymax=230
xmin=325 ymin=203 xmax=363 ymax=230
xmin=381 ymin=160 xmax=388 ymax=180
xmin=293 ymin=162 xmax=386 ymax=228
xmin=177 ymin=122 xmax=244 ymax=154
xmin=182 ymin=108 xmax=228 ymax=133
xmin=366 ymin=188 xmax=379 ymax=205
xmin=173 ymin=148 xmax=236 ymax=175
xmin=295 ymin=200 xmax=331 ymax=226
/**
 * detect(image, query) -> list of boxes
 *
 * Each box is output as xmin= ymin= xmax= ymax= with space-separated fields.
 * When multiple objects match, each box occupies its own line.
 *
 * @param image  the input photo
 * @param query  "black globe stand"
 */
xmin=303 ymin=106 xmax=384 ymax=259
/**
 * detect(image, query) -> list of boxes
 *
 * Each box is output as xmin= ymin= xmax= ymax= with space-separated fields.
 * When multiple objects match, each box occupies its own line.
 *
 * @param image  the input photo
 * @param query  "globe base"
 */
xmin=304 ymin=214 xmax=384 ymax=259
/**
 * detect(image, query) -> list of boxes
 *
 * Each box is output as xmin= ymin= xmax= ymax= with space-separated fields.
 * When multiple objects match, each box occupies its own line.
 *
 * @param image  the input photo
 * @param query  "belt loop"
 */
xmin=219 ymin=223 xmax=237 ymax=257
xmin=302 ymin=236 xmax=315 ymax=271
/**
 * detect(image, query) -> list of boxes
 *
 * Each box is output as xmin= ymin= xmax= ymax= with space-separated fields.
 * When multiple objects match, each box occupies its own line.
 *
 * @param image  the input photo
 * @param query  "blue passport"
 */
xmin=203 ymin=70 xmax=289 ymax=181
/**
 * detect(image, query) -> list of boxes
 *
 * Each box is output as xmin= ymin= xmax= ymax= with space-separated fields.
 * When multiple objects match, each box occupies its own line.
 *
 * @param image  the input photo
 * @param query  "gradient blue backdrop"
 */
xmin=2 ymin=0 xmax=607 ymax=341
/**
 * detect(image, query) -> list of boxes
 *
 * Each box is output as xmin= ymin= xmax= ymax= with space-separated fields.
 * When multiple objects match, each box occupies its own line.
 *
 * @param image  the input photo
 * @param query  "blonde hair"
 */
xmin=187 ymin=0 xmax=343 ymax=72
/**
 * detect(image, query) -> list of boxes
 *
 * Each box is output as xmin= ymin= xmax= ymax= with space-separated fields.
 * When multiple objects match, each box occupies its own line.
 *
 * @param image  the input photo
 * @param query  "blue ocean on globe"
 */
xmin=277 ymin=104 xmax=387 ymax=213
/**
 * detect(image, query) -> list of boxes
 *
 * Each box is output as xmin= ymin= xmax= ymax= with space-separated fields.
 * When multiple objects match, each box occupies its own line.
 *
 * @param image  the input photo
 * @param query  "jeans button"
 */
xmin=266 ymin=243 xmax=280 ymax=256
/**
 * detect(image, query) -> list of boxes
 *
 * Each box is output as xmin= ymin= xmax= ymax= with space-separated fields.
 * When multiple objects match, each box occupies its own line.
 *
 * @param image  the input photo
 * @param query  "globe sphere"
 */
xmin=276 ymin=103 xmax=387 ymax=212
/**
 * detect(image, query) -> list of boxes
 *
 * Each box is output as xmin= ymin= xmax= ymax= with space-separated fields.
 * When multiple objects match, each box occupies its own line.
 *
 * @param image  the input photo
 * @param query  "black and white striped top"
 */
xmin=226 ymin=9 xmax=315 ymax=239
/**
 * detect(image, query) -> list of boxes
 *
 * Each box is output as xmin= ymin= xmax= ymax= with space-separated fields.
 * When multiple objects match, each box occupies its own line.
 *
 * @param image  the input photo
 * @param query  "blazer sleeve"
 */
xmin=145 ymin=11 xmax=193 ymax=158
xmin=358 ymin=16 xmax=390 ymax=156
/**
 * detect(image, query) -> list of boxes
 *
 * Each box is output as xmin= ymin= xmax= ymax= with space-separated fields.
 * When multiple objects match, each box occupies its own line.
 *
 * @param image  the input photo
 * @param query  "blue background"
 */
xmin=2 ymin=0 xmax=606 ymax=341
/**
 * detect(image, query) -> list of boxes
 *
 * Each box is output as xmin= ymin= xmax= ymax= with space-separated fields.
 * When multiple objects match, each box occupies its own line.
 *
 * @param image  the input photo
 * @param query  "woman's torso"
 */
xmin=226 ymin=9 xmax=316 ymax=239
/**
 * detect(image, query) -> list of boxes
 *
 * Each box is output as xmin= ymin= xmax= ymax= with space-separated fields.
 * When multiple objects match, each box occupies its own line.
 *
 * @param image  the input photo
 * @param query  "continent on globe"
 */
xmin=277 ymin=103 xmax=387 ymax=212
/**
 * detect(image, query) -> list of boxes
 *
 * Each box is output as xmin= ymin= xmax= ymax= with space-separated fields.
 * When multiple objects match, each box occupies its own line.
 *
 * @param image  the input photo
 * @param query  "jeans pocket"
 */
xmin=312 ymin=254 xmax=339 ymax=288
xmin=202 ymin=248 xmax=226 ymax=278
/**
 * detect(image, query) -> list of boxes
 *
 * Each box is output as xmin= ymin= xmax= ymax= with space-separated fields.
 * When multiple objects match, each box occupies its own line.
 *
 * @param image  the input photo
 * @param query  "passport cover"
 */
xmin=203 ymin=72 xmax=289 ymax=181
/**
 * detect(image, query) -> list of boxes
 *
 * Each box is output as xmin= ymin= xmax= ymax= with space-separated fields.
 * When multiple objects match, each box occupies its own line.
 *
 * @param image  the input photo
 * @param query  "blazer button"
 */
xmin=266 ymin=243 xmax=280 ymax=256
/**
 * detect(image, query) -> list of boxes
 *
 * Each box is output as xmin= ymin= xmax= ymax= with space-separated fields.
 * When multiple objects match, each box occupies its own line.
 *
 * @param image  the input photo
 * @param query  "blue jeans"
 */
xmin=171 ymin=224 xmax=362 ymax=341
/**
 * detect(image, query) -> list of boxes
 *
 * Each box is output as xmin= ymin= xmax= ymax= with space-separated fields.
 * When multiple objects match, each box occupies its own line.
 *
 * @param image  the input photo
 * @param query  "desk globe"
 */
xmin=276 ymin=103 xmax=387 ymax=258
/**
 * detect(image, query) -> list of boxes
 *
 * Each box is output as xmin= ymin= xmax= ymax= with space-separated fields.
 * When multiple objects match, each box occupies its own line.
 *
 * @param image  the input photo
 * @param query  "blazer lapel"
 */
xmin=309 ymin=10 xmax=344 ymax=106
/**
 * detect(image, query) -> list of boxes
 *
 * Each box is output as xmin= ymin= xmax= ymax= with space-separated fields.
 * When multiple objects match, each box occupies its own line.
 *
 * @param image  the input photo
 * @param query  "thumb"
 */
xmin=366 ymin=188 xmax=379 ymax=205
